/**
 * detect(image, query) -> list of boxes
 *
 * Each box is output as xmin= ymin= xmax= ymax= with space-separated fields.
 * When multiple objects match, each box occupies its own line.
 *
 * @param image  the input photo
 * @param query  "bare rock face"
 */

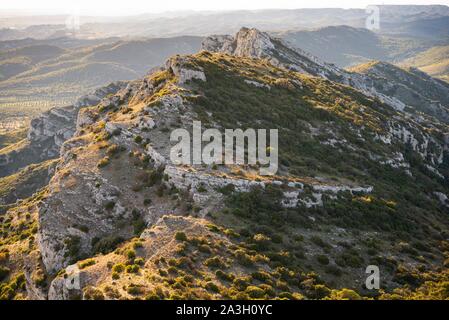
xmin=28 ymin=82 xmax=127 ymax=152
xmin=165 ymin=55 xmax=206 ymax=84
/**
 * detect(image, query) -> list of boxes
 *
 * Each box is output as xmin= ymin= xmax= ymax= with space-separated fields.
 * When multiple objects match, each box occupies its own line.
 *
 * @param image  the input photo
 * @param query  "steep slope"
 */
xmin=1 ymin=50 xmax=445 ymax=299
xmin=0 ymin=159 xmax=57 ymax=207
xmin=0 ymin=128 xmax=26 ymax=150
xmin=350 ymin=61 xmax=449 ymax=122
xmin=277 ymin=26 xmax=436 ymax=68
xmin=204 ymin=27 xmax=449 ymax=122
xmin=0 ymin=82 xmax=126 ymax=178
xmin=401 ymin=45 xmax=449 ymax=82
xmin=277 ymin=26 xmax=389 ymax=68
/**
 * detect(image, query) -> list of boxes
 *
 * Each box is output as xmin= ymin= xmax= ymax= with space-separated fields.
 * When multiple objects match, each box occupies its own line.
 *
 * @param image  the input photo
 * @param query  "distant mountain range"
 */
xmin=1 ymin=5 xmax=449 ymax=39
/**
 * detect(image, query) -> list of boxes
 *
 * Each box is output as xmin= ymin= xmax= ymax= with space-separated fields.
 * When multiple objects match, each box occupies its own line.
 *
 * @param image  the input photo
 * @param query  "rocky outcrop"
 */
xmin=28 ymin=82 xmax=127 ymax=155
xmin=165 ymin=55 xmax=206 ymax=84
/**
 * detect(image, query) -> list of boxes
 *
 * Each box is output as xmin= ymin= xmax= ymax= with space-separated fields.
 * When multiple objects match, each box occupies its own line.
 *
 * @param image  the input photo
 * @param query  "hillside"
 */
xmin=401 ymin=45 xmax=449 ymax=82
xmin=350 ymin=61 xmax=449 ymax=122
xmin=383 ymin=16 xmax=449 ymax=40
xmin=277 ymin=26 xmax=438 ymax=68
xmin=0 ymin=159 xmax=57 ymax=208
xmin=204 ymin=28 xmax=449 ymax=123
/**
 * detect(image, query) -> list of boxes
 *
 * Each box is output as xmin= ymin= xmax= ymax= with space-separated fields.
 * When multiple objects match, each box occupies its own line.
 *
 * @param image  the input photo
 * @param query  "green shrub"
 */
xmin=134 ymin=135 xmax=143 ymax=144
xmin=205 ymin=281 xmax=220 ymax=293
xmin=92 ymin=236 xmax=124 ymax=254
xmin=204 ymin=256 xmax=227 ymax=269
xmin=232 ymin=276 xmax=251 ymax=291
xmin=175 ymin=232 xmax=188 ymax=242
xmin=112 ymin=263 xmax=125 ymax=273
xmin=127 ymin=284 xmax=145 ymax=295
xmin=126 ymin=264 xmax=140 ymax=274
xmin=97 ymin=157 xmax=110 ymax=168
xmin=252 ymin=271 xmax=271 ymax=282
xmin=133 ymin=218 xmax=146 ymax=235
xmin=64 ymin=236 xmax=81 ymax=262
xmin=106 ymin=144 xmax=121 ymax=156
xmin=79 ymin=259 xmax=96 ymax=269
xmin=325 ymin=265 xmax=342 ymax=277
xmin=215 ymin=270 xmax=235 ymax=282
xmin=83 ymin=286 xmax=105 ymax=300
xmin=316 ymin=255 xmax=330 ymax=265
xmin=246 ymin=286 xmax=265 ymax=299
xmin=126 ymin=249 xmax=136 ymax=260
xmin=0 ymin=266 xmax=10 ymax=281
xmin=234 ymin=250 xmax=254 ymax=267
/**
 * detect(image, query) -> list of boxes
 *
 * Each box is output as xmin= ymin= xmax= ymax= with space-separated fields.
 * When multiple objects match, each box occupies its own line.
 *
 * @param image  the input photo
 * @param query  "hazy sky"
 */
xmin=1 ymin=0 xmax=449 ymax=16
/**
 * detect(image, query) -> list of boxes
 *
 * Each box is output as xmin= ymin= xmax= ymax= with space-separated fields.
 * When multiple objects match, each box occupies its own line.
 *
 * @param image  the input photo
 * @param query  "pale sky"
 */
xmin=1 ymin=0 xmax=449 ymax=16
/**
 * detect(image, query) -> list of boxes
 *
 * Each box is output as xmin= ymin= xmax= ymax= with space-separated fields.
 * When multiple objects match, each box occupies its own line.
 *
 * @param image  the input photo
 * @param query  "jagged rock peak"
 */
xmin=203 ymin=27 xmax=276 ymax=59
xmin=202 ymin=27 xmax=343 ymax=78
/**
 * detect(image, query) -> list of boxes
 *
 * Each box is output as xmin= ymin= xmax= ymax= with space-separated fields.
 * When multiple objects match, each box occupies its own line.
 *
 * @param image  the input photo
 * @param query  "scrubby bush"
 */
xmin=97 ymin=157 xmax=110 ymax=168
xmin=0 ymin=266 xmax=10 ymax=281
xmin=134 ymin=135 xmax=143 ymax=144
xmin=246 ymin=286 xmax=265 ymax=299
xmin=83 ymin=287 xmax=105 ymax=300
xmin=328 ymin=288 xmax=362 ymax=300
xmin=126 ymin=249 xmax=136 ymax=260
xmin=234 ymin=250 xmax=254 ymax=267
xmin=127 ymin=284 xmax=145 ymax=296
xmin=251 ymin=271 xmax=271 ymax=282
xmin=79 ymin=259 xmax=96 ymax=269
xmin=316 ymin=255 xmax=330 ymax=265
xmin=204 ymin=256 xmax=227 ymax=269
xmin=205 ymin=281 xmax=220 ymax=293
xmin=92 ymin=236 xmax=124 ymax=254
xmin=126 ymin=264 xmax=140 ymax=274
xmin=215 ymin=270 xmax=235 ymax=282
xmin=112 ymin=263 xmax=125 ymax=273
xmin=106 ymin=144 xmax=121 ymax=156
xmin=175 ymin=232 xmax=188 ymax=242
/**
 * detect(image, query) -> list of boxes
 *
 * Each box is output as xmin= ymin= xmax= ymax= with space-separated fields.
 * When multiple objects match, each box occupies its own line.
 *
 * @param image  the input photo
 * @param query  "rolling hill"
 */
xmin=401 ymin=45 xmax=449 ymax=82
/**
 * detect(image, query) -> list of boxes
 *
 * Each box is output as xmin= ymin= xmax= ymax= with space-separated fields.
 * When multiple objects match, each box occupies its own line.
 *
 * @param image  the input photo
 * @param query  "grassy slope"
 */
xmin=400 ymin=45 xmax=449 ymax=82
xmin=0 ymin=159 xmax=58 ymax=206
xmin=0 ymin=128 xmax=27 ymax=150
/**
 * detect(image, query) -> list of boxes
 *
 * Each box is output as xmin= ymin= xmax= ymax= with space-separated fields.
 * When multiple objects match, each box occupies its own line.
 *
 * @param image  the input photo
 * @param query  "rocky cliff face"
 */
xmin=350 ymin=61 xmax=449 ymax=122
